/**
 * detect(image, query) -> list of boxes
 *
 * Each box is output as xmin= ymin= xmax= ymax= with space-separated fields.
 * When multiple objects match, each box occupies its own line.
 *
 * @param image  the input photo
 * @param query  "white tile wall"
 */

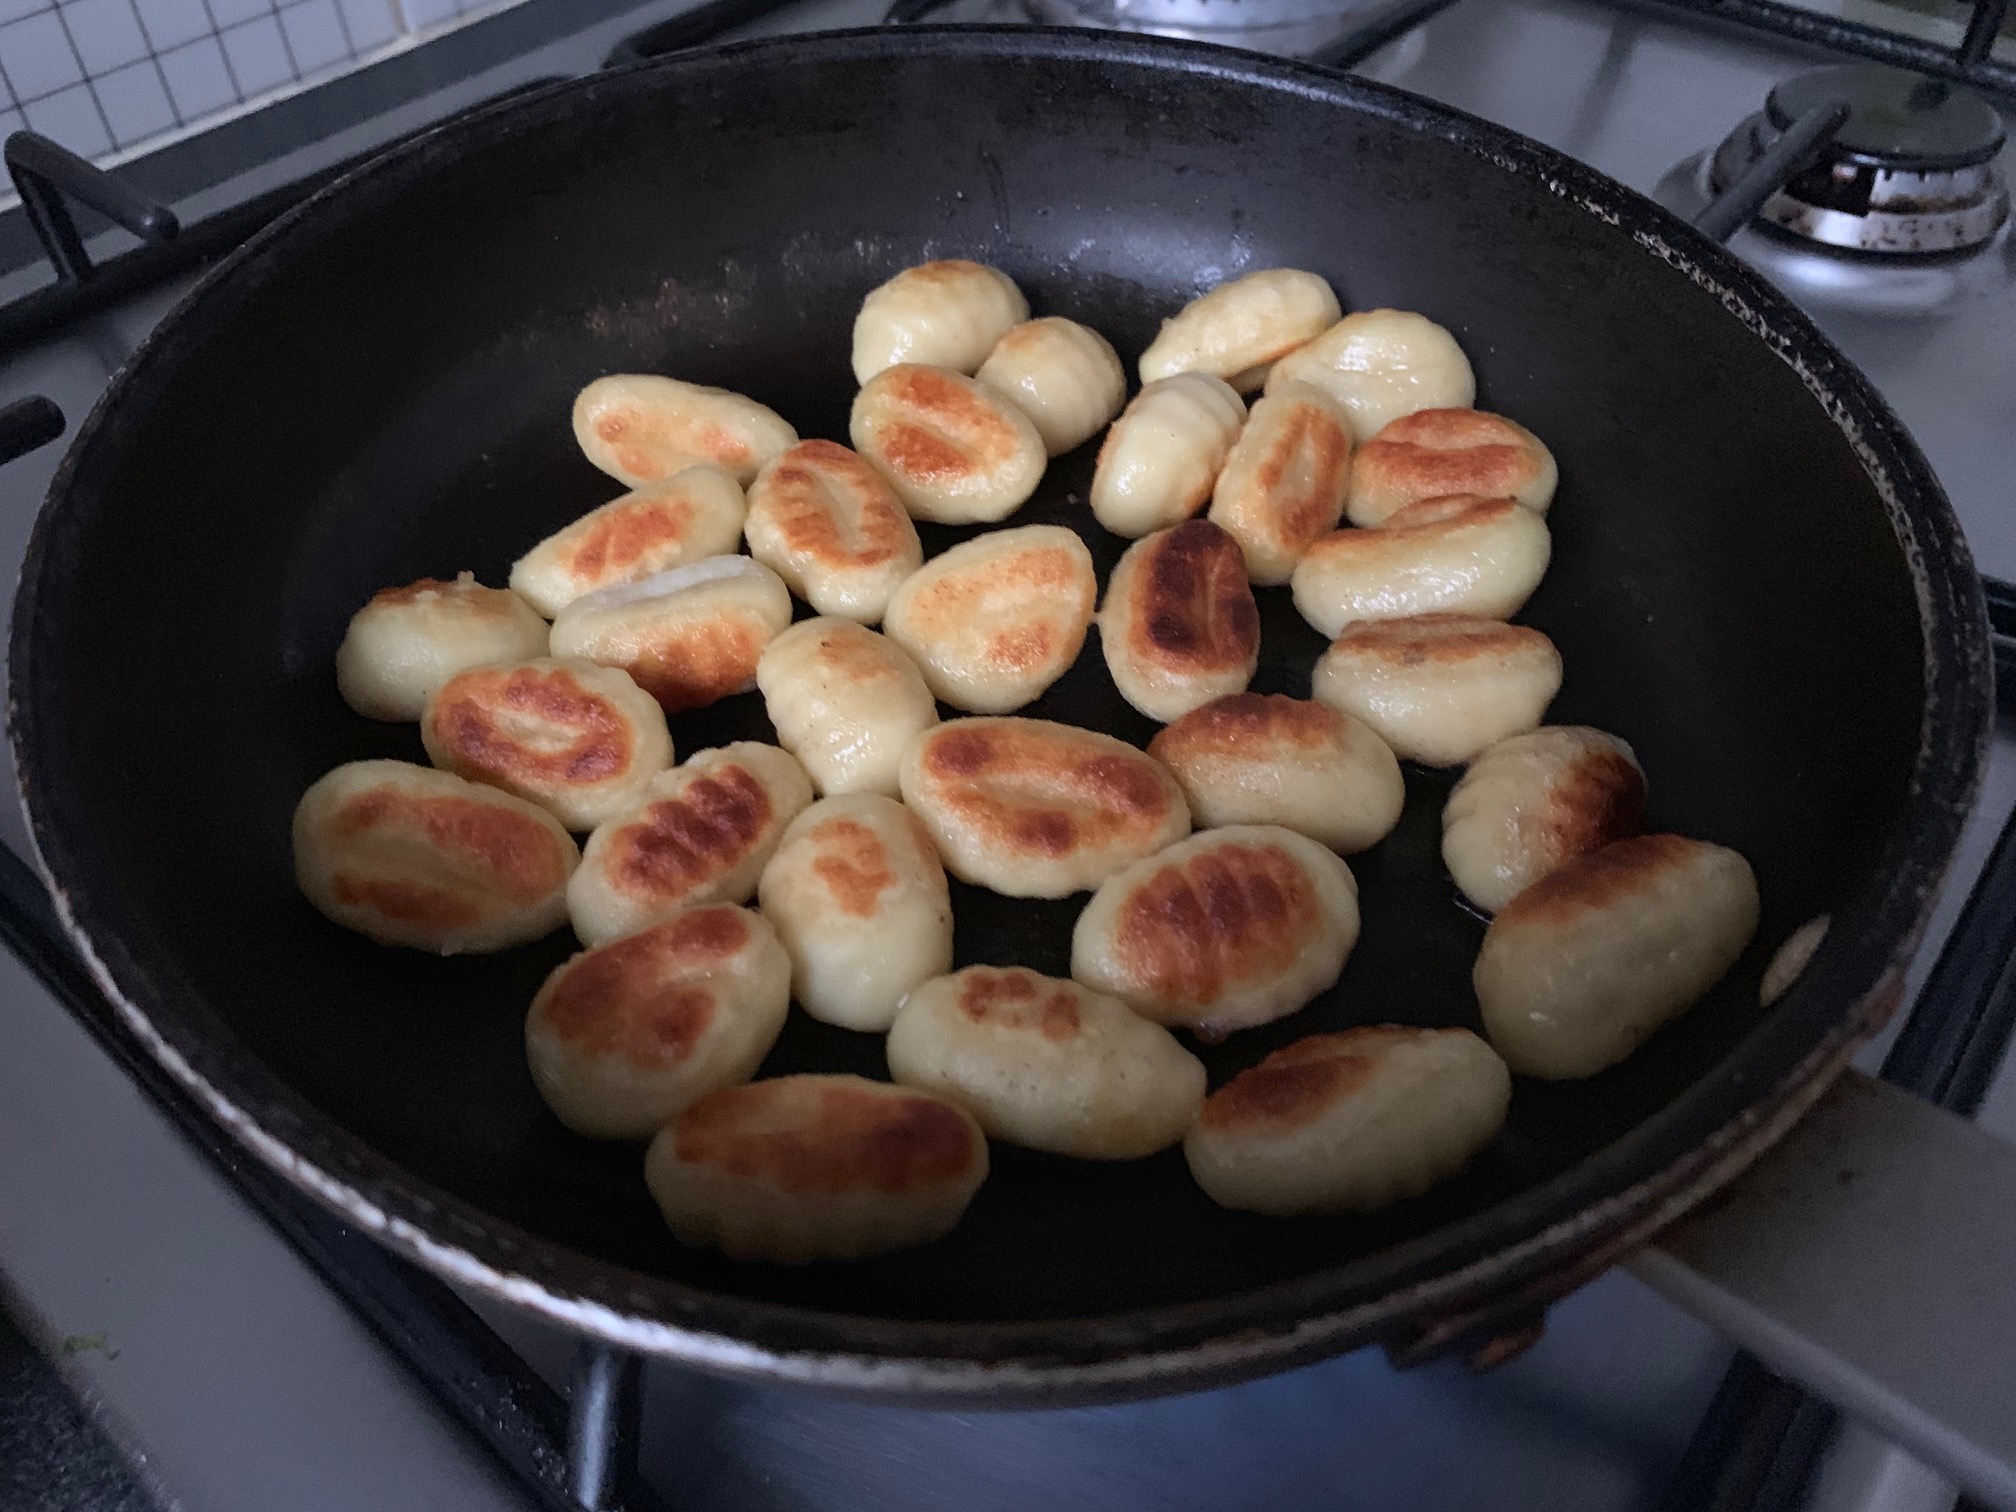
xmin=0 ymin=0 xmax=526 ymax=163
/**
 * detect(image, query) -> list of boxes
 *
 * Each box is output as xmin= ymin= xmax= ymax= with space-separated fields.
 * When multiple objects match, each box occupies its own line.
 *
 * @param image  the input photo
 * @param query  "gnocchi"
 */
xmin=1070 ymin=824 xmax=1359 ymax=1040
xmin=1147 ymin=693 xmax=1404 ymax=854
xmin=548 ymin=555 xmax=792 ymax=714
xmin=1475 ymin=834 xmax=1760 ymax=1079
xmin=755 ymin=618 xmax=939 ymax=798
xmin=756 ymin=795 xmax=954 ymax=1032
xmin=1090 ymin=373 xmax=1247 ymax=538
xmin=335 ymin=573 xmax=548 ymax=722
xmin=1207 ymin=381 xmax=1355 ymax=585
xmin=975 ymin=316 xmax=1127 ymax=456
xmin=851 ymin=364 xmax=1046 ymax=525
xmin=1184 ymin=1027 xmax=1510 ymax=1215
xmin=419 ymin=657 xmax=672 ymax=831
xmin=887 ymin=966 xmax=1206 ymax=1160
xmin=900 ymin=717 xmax=1190 ymax=898
xmin=1098 ymin=520 xmax=1259 ymax=723
xmin=851 ymin=260 xmax=1030 ymax=383
xmin=524 ymin=905 xmax=790 ymax=1139
xmin=1138 ymin=269 xmax=1342 ymax=393
xmin=1266 ymin=309 xmax=1475 ymax=442
xmin=568 ymin=742 xmax=813 ymax=946
xmin=510 ymin=465 xmax=747 ymax=619
xmin=1311 ymin=614 xmax=1562 ymax=767
xmin=1348 ymin=408 xmax=1557 ymax=525
xmin=293 ymin=760 xmax=578 ymax=954
xmin=743 ymin=440 xmax=921 ymax=623
xmin=646 ymin=1074 xmax=988 ymax=1262
xmin=572 ymin=374 xmax=796 ymax=488
xmin=881 ymin=524 xmax=1096 ymax=713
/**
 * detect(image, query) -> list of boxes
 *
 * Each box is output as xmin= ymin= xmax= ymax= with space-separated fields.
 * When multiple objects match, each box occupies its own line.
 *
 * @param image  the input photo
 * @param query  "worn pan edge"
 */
xmin=7 ymin=26 xmax=1991 ymax=1400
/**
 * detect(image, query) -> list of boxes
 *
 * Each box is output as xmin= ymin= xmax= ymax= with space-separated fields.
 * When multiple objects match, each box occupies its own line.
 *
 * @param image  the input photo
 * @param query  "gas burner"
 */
xmin=1708 ymin=64 xmax=2009 ymax=257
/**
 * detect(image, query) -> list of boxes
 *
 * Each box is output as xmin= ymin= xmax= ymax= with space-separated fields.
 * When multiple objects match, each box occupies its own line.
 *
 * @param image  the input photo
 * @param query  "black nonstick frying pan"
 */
xmin=8 ymin=27 xmax=1990 ymax=1401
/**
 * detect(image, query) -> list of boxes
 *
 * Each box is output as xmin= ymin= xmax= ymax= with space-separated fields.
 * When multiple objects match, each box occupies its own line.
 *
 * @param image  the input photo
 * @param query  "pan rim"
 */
xmin=7 ymin=24 xmax=1990 ymax=1397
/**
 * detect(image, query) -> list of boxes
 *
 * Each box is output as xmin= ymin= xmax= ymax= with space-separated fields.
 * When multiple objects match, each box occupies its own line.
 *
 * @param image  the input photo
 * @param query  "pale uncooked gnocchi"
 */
xmin=1207 ymin=381 xmax=1355 ymax=585
xmin=882 ymin=524 xmax=1096 ymax=713
xmin=419 ymin=657 xmax=672 ymax=831
xmin=1442 ymin=726 xmax=1646 ymax=913
xmin=548 ymin=555 xmax=791 ymax=714
xmin=1070 ymin=824 xmax=1359 ymax=1040
xmin=851 ymin=260 xmax=1030 ymax=383
xmin=1347 ymin=408 xmax=1558 ymax=525
xmin=1148 ymin=693 xmax=1404 ymax=854
xmin=1312 ymin=614 xmax=1562 ymax=767
xmin=886 ymin=966 xmax=1206 ymax=1160
xmin=568 ymin=742 xmax=814 ymax=946
xmin=975 ymin=317 xmax=1127 ymax=456
xmin=510 ymin=465 xmax=748 ymax=619
xmin=849 ymin=363 xmax=1048 ymax=525
xmin=335 ymin=573 xmax=549 ymax=722
xmin=645 ymin=1074 xmax=988 ymax=1261
xmin=293 ymin=760 xmax=578 ymax=954
xmin=755 ymin=795 xmax=953 ymax=1032
xmin=744 ymin=441 xmax=921 ymax=623
xmin=1184 ymin=1027 xmax=1510 ymax=1215
xmin=1474 ymin=834 xmax=1760 ymax=1079
xmin=1090 ymin=373 xmax=1247 ymax=538
xmin=1098 ymin=521 xmax=1259 ymax=723
xmin=1266 ymin=310 xmax=1475 ymax=442
xmin=573 ymin=375 xmax=796 ymax=488
xmin=1290 ymin=494 xmax=1552 ymax=636
xmin=524 ymin=905 xmax=790 ymax=1139
xmin=755 ymin=619 xmax=939 ymax=798
xmin=1138 ymin=269 xmax=1342 ymax=393
xmin=900 ymin=717 xmax=1190 ymax=898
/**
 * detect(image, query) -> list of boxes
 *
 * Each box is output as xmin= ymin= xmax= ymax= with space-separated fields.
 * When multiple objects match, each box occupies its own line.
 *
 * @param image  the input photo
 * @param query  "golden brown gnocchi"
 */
xmin=1266 ymin=309 xmax=1475 ymax=442
xmin=1347 ymin=408 xmax=1558 ymax=525
xmin=335 ymin=574 xmax=549 ymax=722
xmin=743 ymin=441 xmax=921 ymax=623
xmin=510 ymin=466 xmax=748 ymax=619
xmin=1098 ymin=521 xmax=1259 ymax=723
xmin=572 ymin=375 xmax=795 ymax=488
xmin=756 ymin=795 xmax=953 ymax=1032
xmin=850 ymin=363 xmax=1047 ymax=525
xmin=524 ymin=905 xmax=790 ymax=1139
xmin=886 ymin=966 xmax=1205 ymax=1159
xmin=1207 ymin=381 xmax=1354 ymax=585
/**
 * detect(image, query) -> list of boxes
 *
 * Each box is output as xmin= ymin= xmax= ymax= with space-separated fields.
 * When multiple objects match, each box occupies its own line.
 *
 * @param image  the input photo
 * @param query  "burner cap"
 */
xmin=1710 ymin=63 xmax=2009 ymax=256
xmin=1766 ymin=63 xmax=2005 ymax=172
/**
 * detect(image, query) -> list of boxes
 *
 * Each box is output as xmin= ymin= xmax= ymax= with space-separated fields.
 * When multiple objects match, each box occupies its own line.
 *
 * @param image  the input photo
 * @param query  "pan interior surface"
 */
xmin=24 ymin=34 xmax=1955 ymax=1347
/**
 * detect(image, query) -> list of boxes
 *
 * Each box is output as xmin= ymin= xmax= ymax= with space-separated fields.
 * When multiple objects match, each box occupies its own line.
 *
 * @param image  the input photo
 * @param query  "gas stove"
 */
xmin=0 ymin=3 xmax=2012 ymax=1511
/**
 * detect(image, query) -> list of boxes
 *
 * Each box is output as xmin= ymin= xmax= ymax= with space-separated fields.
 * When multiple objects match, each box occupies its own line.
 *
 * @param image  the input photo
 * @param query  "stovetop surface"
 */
xmin=0 ymin=1 xmax=2011 ymax=1509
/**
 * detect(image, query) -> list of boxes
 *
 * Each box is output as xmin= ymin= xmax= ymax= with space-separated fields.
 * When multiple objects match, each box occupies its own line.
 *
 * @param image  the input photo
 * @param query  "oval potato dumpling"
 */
xmin=1207 ymin=381 xmax=1354 ymax=585
xmin=1098 ymin=521 xmax=1259 ymax=723
xmin=1312 ymin=614 xmax=1562 ymax=767
xmin=901 ymin=717 xmax=1190 ymax=897
xmin=420 ymin=657 xmax=672 ymax=831
xmin=510 ymin=465 xmax=748 ymax=619
xmin=887 ymin=966 xmax=1206 ymax=1159
xmin=573 ymin=375 xmax=796 ymax=489
xmin=1442 ymin=726 xmax=1646 ymax=913
xmin=293 ymin=760 xmax=578 ymax=953
xmin=548 ymin=555 xmax=792 ymax=714
xmin=1348 ymin=409 xmax=1558 ymax=525
xmin=1475 ymin=834 xmax=1761 ymax=1079
xmin=524 ymin=905 xmax=790 ymax=1139
xmin=1184 ymin=1027 xmax=1511 ymax=1215
xmin=1071 ymin=824 xmax=1359 ymax=1040
xmin=1266 ymin=309 xmax=1476 ymax=442
xmin=850 ymin=364 xmax=1047 ymax=525
xmin=756 ymin=795 xmax=953 ymax=1032
xmin=569 ymin=742 xmax=814 ymax=946
xmin=1090 ymin=373 xmax=1247 ymax=539
xmin=1148 ymin=693 xmax=1404 ymax=855
xmin=743 ymin=441 xmax=922 ymax=623
xmin=1138 ymin=269 xmax=1343 ymax=393
xmin=975 ymin=317 xmax=1127 ymax=457
xmin=755 ymin=619 xmax=939 ymax=798
xmin=1290 ymin=494 xmax=1553 ymax=637
xmin=882 ymin=524 xmax=1097 ymax=714
xmin=336 ymin=573 xmax=549 ymax=722
xmin=645 ymin=1074 xmax=988 ymax=1262
xmin=851 ymin=260 xmax=1030 ymax=383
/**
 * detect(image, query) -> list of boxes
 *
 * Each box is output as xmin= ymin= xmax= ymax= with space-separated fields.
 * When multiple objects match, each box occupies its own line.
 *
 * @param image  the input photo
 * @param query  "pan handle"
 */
xmin=0 ymin=396 xmax=64 ymax=468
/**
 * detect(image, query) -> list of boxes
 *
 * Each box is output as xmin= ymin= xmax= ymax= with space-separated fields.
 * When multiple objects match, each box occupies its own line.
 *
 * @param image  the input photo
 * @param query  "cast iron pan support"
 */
xmin=5 ymin=131 xmax=178 ymax=286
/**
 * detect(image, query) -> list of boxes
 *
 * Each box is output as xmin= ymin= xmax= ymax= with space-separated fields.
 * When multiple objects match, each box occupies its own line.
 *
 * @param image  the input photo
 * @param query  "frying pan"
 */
xmin=8 ymin=27 xmax=1990 ymax=1401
